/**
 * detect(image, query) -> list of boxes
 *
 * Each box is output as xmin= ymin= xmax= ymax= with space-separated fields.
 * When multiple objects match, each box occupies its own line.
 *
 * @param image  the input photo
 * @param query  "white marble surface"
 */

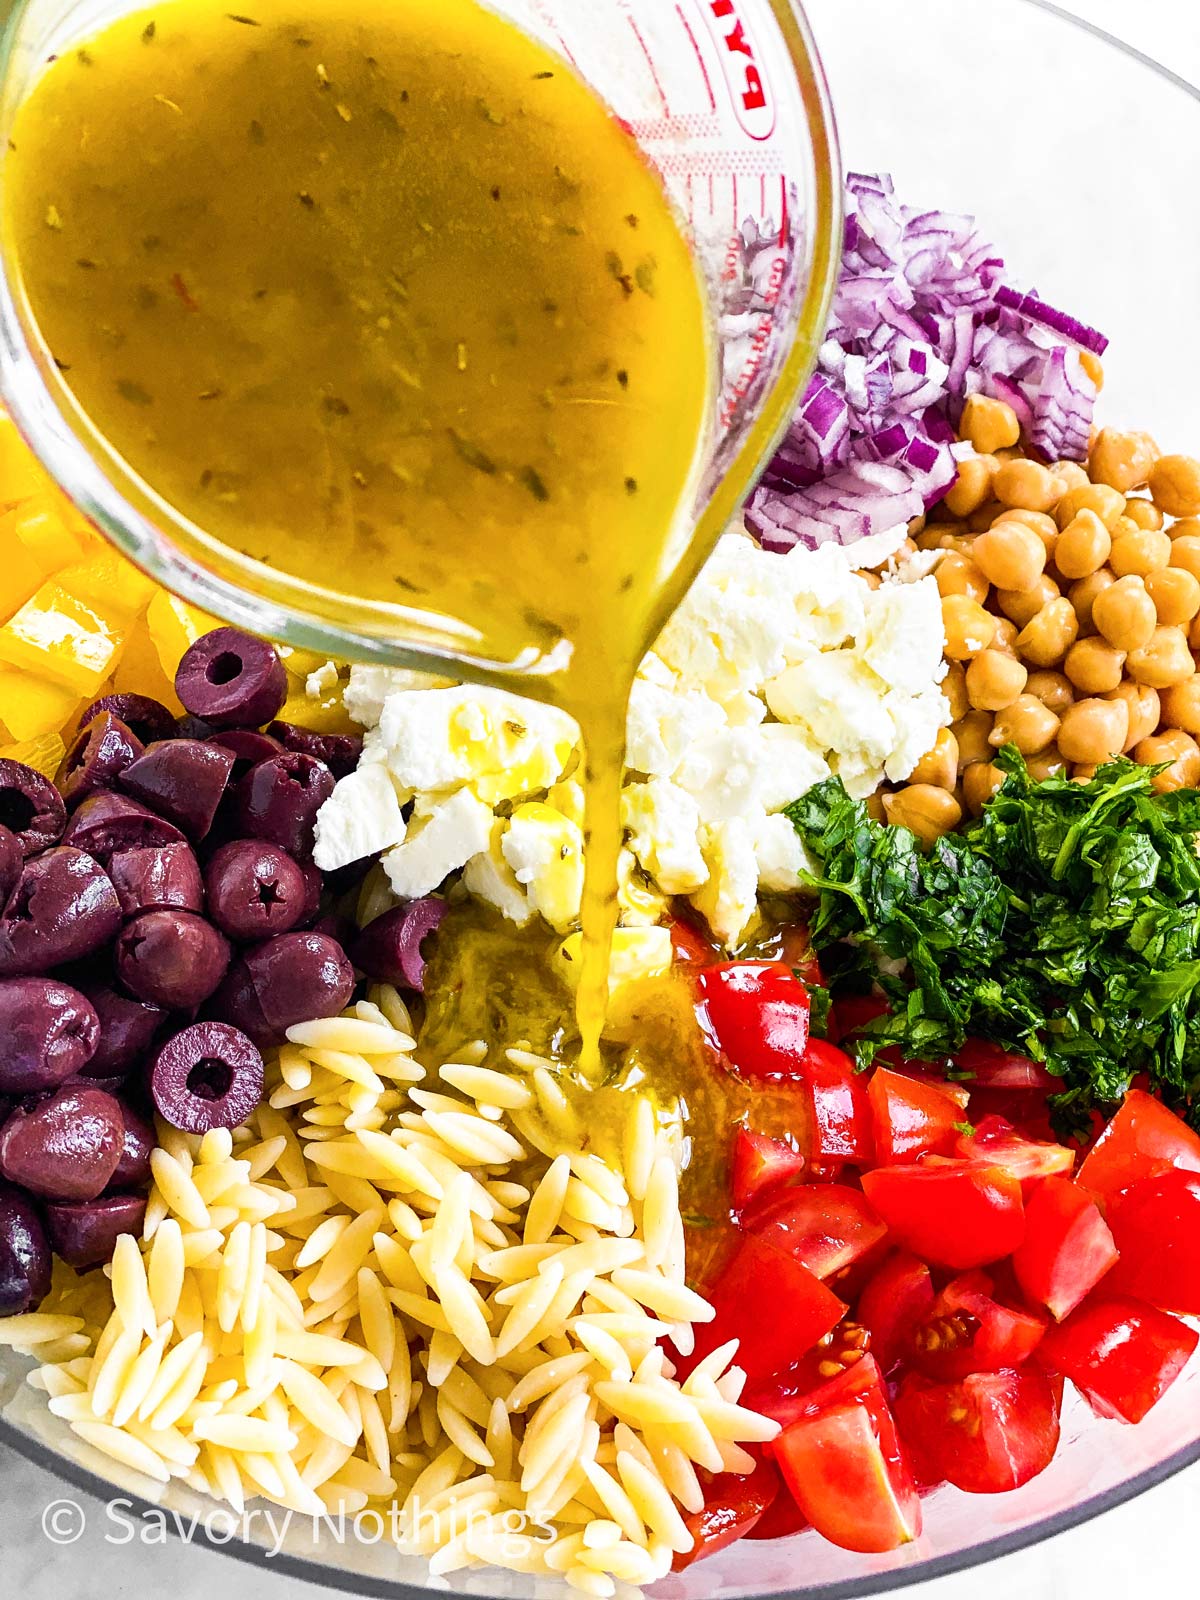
xmin=4 ymin=2 xmax=1200 ymax=1599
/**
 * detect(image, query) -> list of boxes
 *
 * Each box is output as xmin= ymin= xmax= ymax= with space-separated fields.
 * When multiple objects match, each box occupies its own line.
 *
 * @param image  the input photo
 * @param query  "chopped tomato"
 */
xmin=955 ymin=1038 xmax=1057 ymax=1091
xmin=745 ymin=1183 xmax=888 ymax=1282
xmin=1039 ymin=1295 xmax=1198 ymax=1423
xmin=910 ymin=1270 xmax=1046 ymax=1380
xmin=860 ymin=1161 xmax=1025 ymax=1268
xmin=1106 ymin=1171 xmax=1200 ymax=1314
xmin=670 ymin=917 xmax=716 ymax=967
xmin=1077 ymin=1089 xmax=1200 ymax=1202
xmin=672 ymin=1460 xmax=779 ymax=1570
xmin=691 ymin=1232 xmax=846 ymax=1383
xmin=744 ymin=1486 xmax=810 ymax=1541
xmin=894 ymin=1366 xmax=1061 ymax=1493
xmin=869 ymin=1068 xmax=964 ymax=1164
xmin=797 ymin=1038 xmax=873 ymax=1165
xmin=955 ymin=1114 xmax=1074 ymax=1192
xmin=767 ymin=1356 xmax=921 ymax=1553
xmin=697 ymin=961 xmax=810 ymax=1077
xmin=1012 ymin=1176 xmax=1118 ymax=1321
xmin=831 ymin=992 xmax=902 ymax=1068
xmin=857 ymin=1251 xmax=935 ymax=1374
xmin=731 ymin=1129 xmax=806 ymax=1212
xmin=745 ymin=1324 xmax=877 ymax=1417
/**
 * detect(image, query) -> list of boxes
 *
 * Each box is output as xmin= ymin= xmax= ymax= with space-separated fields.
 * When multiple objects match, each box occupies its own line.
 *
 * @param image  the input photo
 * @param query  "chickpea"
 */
xmin=1068 ymin=568 xmax=1115 ymax=634
xmin=994 ymin=458 xmax=1060 ymax=514
xmin=996 ymin=573 xmax=1061 ymax=628
xmin=1055 ymin=483 xmax=1126 ymax=531
xmin=962 ymin=761 xmax=1005 ymax=816
xmin=944 ymin=454 xmax=997 ymax=519
xmin=1091 ymin=575 xmax=1158 ymax=652
xmin=935 ymin=551 xmax=989 ymax=604
xmin=908 ymin=727 xmax=959 ymax=790
xmin=1160 ymin=678 xmax=1200 ymax=735
xmin=965 ymin=649 xmax=1028 ymax=711
xmin=1104 ymin=682 xmax=1161 ymax=751
xmin=1088 ymin=428 xmax=1160 ymax=494
xmin=991 ymin=617 xmax=1020 ymax=655
xmin=1072 ymin=766 xmax=1098 ymax=783
xmin=999 ymin=508 xmax=1059 ymax=551
xmin=1149 ymin=454 xmax=1200 ymax=519
xmin=953 ymin=709 xmax=995 ymax=768
xmin=1025 ymin=670 xmax=1075 ymax=715
xmin=1080 ymin=349 xmax=1104 ymax=390
xmin=1108 ymin=525 xmax=1172 ymax=578
xmin=1051 ymin=461 xmax=1090 ymax=492
xmin=1064 ymin=636 xmax=1126 ymax=695
xmin=937 ymin=532 xmax=977 ymax=558
xmin=1015 ymin=597 xmax=1079 ymax=667
xmin=1125 ymin=497 xmax=1165 ymax=533
xmin=1057 ymin=697 xmax=1130 ymax=765
xmin=1126 ymin=626 xmax=1196 ymax=689
xmin=1134 ymin=729 xmax=1200 ymax=794
xmin=960 ymin=395 xmax=1020 ymax=455
xmin=1026 ymin=746 xmax=1067 ymax=781
xmin=941 ymin=594 xmax=997 ymax=660
xmin=1169 ymin=517 xmax=1200 ymax=541
xmin=909 ymin=514 xmax=927 ymax=538
xmin=967 ymin=500 xmax=1007 ymax=534
xmin=1145 ymin=566 xmax=1200 ymax=626
xmin=972 ymin=520 xmax=1046 ymax=591
xmin=989 ymin=694 xmax=1060 ymax=755
xmin=865 ymin=791 xmax=887 ymax=823
xmin=942 ymin=661 xmax=970 ymax=721
xmin=859 ymin=570 xmax=883 ymax=591
xmin=882 ymin=785 xmax=963 ymax=849
xmin=1053 ymin=510 xmax=1111 ymax=579
xmin=915 ymin=526 xmax=947 ymax=552
xmin=1191 ymin=612 xmax=1200 ymax=652
xmin=1168 ymin=536 xmax=1200 ymax=583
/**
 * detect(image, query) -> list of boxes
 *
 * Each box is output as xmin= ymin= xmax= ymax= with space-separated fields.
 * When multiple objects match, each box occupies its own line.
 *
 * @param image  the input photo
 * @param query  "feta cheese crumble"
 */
xmin=314 ymin=529 xmax=950 ymax=949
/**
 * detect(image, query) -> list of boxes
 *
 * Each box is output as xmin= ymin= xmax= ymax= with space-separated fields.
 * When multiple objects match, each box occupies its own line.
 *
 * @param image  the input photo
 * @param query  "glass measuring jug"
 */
xmin=0 ymin=0 xmax=842 ymax=684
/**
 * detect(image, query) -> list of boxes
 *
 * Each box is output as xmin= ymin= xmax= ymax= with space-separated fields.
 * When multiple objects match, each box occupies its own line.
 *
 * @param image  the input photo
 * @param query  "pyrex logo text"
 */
xmin=701 ymin=0 xmax=775 ymax=141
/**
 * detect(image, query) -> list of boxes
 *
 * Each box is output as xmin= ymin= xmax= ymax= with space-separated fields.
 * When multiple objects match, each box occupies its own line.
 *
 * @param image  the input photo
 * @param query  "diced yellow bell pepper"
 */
xmin=0 ymin=667 xmax=82 ymax=742
xmin=112 ymin=621 xmax=184 ymax=713
xmin=0 ymin=413 xmax=50 ymax=508
xmin=0 ymin=521 xmax=46 ymax=624
xmin=0 ymin=581 xmax=124 ymax=695
xmin=8 ymin=494 xmax=90 ymax=576
xmin=277 ymin=687 xmax=357 ymax=735
xmin=59 ymin=552 xmax=158 ymax=625
xmin=0 ymin=731 xmax=67 ymax=780
xmin=146 ymin=590 xmax=220 ymax=681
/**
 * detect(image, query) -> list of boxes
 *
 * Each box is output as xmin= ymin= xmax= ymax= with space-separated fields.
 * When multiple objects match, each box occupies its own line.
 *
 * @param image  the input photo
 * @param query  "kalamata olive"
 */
xmin=0 ymin=759 xmax=66 ymax=856
xmin=0 ymin=1084 xmax=124 ymax=1200
xmin=57 ymin=714 xmax=144 ymax=810
xmin=45 ymin=1194 xmax=147 ymax=1268
xmin=0 ymin=849 xmax=121 ymax=976
xmin=298 ymin=860 xmax=323 ymax=926
xmin=109 ymin=1101 xmax=154 ymax=1190
xmin=176 ymin=627 xmax=288 ymax=729
xmin=107 ymin=841 xmax=205 ymax=918
xmin=150 ymin=1022 xmax=264 ymax=1132
xmin=0 ymin=1181 xmax=51 ymax=1314
xmin=63 ymin=791 xmax=185 ymax=861
xmin=235 ymin=752 xmax=334 ymax=860
xmin=119 ymin=739 xmax=235 ymax=840
xmin=352 ymin=898 xmax=447 ymax=993
xmin=0 ymin=978 xmax=100 ymax=1094
xmin=176 ymin=714 xmax=215 ymax=741
xmin=0 ymin=826 xmax=20 ymax=906
xmin=206 ymin=728 xmax=283 ymax=784
xmin=82 ymin=693 xmax=177 ymax=747
xmin=268 ymin=721 xmax=363 ymax=780
xmin=77 ymin=984 xmax=166 ymax=1079
xmin=115 ymin=910 xmax=231 ymax=1010
xmin=204 ymin=840 xmax=308 ymax=941
xmin=210 ymin=931 xmax=353 ymax=1046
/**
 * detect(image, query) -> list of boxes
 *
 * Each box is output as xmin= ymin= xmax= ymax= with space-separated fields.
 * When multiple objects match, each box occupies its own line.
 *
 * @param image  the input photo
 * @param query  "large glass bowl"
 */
xmin=3 ymin=0 xmax=1200 ymax=1595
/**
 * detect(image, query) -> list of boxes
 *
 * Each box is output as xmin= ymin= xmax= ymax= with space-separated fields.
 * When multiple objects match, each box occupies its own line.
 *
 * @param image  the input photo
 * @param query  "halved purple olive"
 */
xmin=235 ymin=752 xmax=334 ymax=860
xmin=206 ymin=728 xmax=283 ymax=784
xmin=45 ymin=1194 xmax=147 ymax=1269
xmin=118 ymin=739 xmax=235 ymax=840
xmin=115 ymin=910 xmax=230 ymax=1010
xmin=0 ymin=1181 xmax=51 ymax=1313
xmin=0 ymin=977 xmax=99 ymax=1094
xmin=176 ymin=628 xmax=287 ymax=729
xmin=268 ymin=721 xmax=363 ymax=780
xmin=57 ymin=713 xmax=144 ymax=810
xmin=0 ymin=1084 xmax=124 ymax=1200
xmin=352 ymin=898 xmax=447 ymax=993
xmin=0 ymin=848 xmax=121 ymax=976
xmin=210 ymin=931 xmax=353 ymax=1046
xmin=0 ymin=826 xmax=20 ymax=906
xmin=77 ymin=983 xmax=166 ymax=1079
xmin=63 ymin=792 xmax=185 ymax=862
xmin=82 ymin=693 xmax=177 ymax=747
xmin=204 ymin=840 xmax=308 ymax=942
xmin=108 ymin=841 xmax=205 ymax=917
xmin=109 ymin=1101 xmax=155 ymax=1190
xmin=150 ymin=1021 xmax=264 ymax=1132
xmin=0 ymin=759 xmax=66 ymax=856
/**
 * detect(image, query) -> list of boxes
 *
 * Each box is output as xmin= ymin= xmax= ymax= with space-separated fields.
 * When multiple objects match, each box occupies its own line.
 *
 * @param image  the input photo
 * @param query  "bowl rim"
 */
xmin=5 ymin=3 xmax=1200 ymax=1598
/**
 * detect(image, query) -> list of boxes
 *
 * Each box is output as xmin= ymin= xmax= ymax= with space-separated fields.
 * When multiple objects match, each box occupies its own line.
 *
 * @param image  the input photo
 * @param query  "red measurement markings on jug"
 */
xmin=695 ymin=0 xmax=776 ymax=141
xmin=722 ymin=253 xmax=786 ymax=427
